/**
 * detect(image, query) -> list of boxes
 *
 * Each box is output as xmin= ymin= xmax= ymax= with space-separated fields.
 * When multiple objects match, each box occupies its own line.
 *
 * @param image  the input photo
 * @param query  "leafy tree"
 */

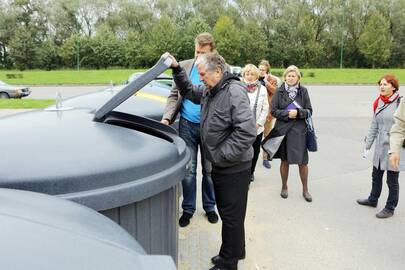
xmin=117 ymin=0 xmax=155 ymax=34
xmin=0 ymin=5 xmax=18 ymax=68
xmin=152 ymin=0 xmax=194 ymax=26
xmin=239 ymin=20 xmax=268 ymax=65
xmin=296 ymin=15 xmax=327 ymax=67
xmin=389 ymin=0 xmax=405 ymax=67
xmin=8 ymin=26 xmax=37 ymax=70
xmin=357 ymin=11 xmax=392 ymax=68
xmin=343 ymin=0 xmax=373 ymax=67
xmin=35 ymin=39 xmax=60 ymax=70
xmin=192 ymin=0 xmax=226 ymax=28
xmin=124 ymin=31 xmax=148 ymax=68
xmin=143 ymin=16 xmax=180 ymax=65
xmin=176 ymin=17 xmax=211 ymax=61
xmin=213 ymin=16 xmax=242 ymax=65
xmin=58 ymin=34 xmax=92 ymax=68
xmin=1 ymin=0 xmax=404 ymax=69
xmin=91 ymin=26 xmax=124 ymax=68
xmin=49 ymin=0 xmax=80 ymax=46
xmin=269 ymin=19 xmax=297 ymax=67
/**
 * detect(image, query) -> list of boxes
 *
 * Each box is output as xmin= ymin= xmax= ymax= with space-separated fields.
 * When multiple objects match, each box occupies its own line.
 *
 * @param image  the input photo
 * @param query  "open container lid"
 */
xmin=93 ymin=52 xmax=172 ymax=122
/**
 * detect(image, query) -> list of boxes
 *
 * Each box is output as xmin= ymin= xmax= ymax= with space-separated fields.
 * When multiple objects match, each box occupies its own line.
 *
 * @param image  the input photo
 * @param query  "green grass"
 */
xmin=0 ymin=69 xmax=146 ymax=85
xmin=271 ymin=68 xmax=405 ymax=84
xmin=0 ymin=68 xmax=404 ymax=85
xmin=0 ymin=99 xmax=55 ymax=109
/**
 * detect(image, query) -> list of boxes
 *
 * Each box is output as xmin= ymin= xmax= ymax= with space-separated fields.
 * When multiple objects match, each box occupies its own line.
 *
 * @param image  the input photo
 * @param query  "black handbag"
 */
xmin=306 ymin=111 xmax=318 ymax=152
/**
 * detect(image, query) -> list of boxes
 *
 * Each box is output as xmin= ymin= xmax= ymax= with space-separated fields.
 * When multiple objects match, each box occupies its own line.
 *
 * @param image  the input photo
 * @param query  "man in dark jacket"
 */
xmin=167 ymin=52 xmax=256 ymax=270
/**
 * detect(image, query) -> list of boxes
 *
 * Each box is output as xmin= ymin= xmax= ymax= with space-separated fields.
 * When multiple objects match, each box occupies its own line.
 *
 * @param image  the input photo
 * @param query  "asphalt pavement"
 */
xmin=1 ymin=84 xmax=405 ymax=270
xmin=178 ymin=84 xmax=405 ymax=270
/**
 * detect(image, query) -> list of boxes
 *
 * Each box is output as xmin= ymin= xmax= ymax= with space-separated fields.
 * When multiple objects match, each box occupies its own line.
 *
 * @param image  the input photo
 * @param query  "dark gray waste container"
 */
xmin=0 ymin=54 xmax=189 ymax=264
xmin=0 ymin=188 xmax=176 ymax=270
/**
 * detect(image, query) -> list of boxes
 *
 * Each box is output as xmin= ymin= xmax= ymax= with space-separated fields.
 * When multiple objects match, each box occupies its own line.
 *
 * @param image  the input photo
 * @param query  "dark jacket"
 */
xmin=172 ymin=65 xmax=256 ymax=172
xmin=270 ymin=83 xmax=313 ymax=164
xmin=162 ymin=60 xmax=231 ymax=124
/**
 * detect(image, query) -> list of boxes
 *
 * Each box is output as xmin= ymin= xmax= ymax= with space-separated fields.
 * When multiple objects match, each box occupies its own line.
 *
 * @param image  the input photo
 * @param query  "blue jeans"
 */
xmin=178 ymin=117 xmax=216 ymax=215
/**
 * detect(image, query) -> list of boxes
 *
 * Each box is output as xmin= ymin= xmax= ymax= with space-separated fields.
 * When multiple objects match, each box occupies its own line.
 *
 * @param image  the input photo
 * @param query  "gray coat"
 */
xmin=172 ymin=66 xmax=256 ymax=171
xmin=366 ymin=97 xmax=405 ymax=171
xmin=270 ymin=83 xmax=312 ymax=165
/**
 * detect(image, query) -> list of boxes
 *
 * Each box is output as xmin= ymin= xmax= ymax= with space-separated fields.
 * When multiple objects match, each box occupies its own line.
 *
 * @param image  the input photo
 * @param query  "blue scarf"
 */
xmin=284 ymin=83 xmax=299 ymax=100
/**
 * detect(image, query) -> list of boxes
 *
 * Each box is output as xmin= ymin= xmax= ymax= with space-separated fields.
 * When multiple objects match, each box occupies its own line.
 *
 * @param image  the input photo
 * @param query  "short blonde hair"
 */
xmin=258 ymin=60 xmax=270 ymax=73
xmin=283 ymin=65 xmax=301 ymax=80
xmin=242 ymin=64 xmax=260 ymax=80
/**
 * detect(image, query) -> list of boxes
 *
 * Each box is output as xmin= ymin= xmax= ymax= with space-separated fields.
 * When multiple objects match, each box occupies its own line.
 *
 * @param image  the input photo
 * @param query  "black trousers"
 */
xmin=251 ymin=132 xmax=263 ymax=175
xmin=369 ymin=165 xmax=400 ymax=211
xmin=212 ymin=168 xmax=250 ymax=264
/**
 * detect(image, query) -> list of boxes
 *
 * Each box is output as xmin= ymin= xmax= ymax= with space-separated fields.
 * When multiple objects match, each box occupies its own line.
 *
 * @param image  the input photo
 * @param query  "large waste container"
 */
xmin=0 ymin=54 xmax=189 ymax=264
xmin=0 ymin=188 xmax=176 ymax=269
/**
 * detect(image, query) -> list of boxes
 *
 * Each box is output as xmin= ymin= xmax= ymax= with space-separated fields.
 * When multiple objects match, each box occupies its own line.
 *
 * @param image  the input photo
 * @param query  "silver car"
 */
xmin=0 ymin=80 xmax=31 ymax=99
xmin=126 ymin=72 xmax=173 ymax=87
xmin=230 ymin=66 xmax=242 ymax=77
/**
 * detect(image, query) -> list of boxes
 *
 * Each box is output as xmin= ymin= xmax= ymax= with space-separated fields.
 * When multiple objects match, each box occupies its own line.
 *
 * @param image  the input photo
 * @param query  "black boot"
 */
xmin=211 ymin=254 xmax=244 ymax=265
xmin=356 ymin=198 xmax=377 ymax=207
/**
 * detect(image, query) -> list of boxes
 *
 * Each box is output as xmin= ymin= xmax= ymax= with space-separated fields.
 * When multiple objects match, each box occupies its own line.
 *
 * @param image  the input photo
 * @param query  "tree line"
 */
xmin=0 ymin=0 xmax=404 ymax=71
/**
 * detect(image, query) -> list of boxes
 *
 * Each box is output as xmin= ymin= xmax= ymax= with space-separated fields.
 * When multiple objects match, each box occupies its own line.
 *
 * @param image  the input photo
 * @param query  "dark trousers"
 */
xmin=251 ymin=132 xmax=263 ymax=175
xmin=212 ymin=168 xmax=250 ymax=264
xmin=368 ymin=166 xmax=400 ymax=211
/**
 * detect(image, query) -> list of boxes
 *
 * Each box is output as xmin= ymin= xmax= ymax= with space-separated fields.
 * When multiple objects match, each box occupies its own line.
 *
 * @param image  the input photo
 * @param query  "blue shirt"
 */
xmin=180 ymin=64 xmax=202 ymax=123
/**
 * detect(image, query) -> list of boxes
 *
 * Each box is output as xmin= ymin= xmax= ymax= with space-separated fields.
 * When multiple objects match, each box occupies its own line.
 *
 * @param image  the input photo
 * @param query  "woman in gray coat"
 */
xmin=269 ymin=65 xmax=313 ymax=202
xmin=357 ymin=75 xmax=403 ymax=218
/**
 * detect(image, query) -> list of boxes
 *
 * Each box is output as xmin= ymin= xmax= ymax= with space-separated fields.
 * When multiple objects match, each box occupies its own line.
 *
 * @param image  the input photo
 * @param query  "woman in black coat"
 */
xmin=270 ymin=65 xmax=313 ymax=202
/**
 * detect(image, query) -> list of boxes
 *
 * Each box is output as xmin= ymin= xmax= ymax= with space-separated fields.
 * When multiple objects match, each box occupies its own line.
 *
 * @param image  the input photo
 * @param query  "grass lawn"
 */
xmin=0 ymin=69 xmax=145 ymax=85
xmin=270 ymin=68 xmax=405 ymax=84
xmin=0 ymin=99 xmax=55 ymax=109
xmin=0 ymin=68 xmax=404 ymax=85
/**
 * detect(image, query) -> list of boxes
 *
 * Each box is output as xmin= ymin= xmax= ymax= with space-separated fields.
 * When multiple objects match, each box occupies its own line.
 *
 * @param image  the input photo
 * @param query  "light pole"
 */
xmin=76 ymin=20 xmax=80 ymax=71
xmin=339 ymin=0 xmax=346 ymax=69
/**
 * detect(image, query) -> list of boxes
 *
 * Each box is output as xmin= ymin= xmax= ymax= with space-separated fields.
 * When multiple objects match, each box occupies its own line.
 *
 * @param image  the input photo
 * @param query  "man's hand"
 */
xmin=389 ymin=152 xmax=400 ymax=170
xmin=165 ymin=52 xmax=179 ymax=68
xmin=288 ymin=109 xmax=297 ymax=119
xmin=161 ymin=119 xmax=170 ymax=125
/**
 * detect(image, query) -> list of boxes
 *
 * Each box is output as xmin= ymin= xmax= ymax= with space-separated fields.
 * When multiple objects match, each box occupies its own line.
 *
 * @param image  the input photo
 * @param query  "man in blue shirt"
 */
xmin=161 ymin=33 xmax=218 ymax=227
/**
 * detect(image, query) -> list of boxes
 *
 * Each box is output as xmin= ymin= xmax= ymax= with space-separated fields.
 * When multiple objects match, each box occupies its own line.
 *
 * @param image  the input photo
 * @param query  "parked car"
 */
xmin=126 ymin=72 xmax=173 ymax=87
xmin=230 ymin=66 xmax=242 ymax=77
xmin=45 ymin=71 xmax=180 ymax=129
xmin=0 ymin=80 xmax=31 ymax=99
xmin=47 ymin=79 xmax=171 ymax=123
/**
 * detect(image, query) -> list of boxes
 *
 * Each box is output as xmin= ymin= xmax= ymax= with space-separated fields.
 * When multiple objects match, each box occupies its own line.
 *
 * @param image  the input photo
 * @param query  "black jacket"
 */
xmin=172 ymin=65 xmax=256 ymax=172
xmin=270 ymin=83 xmax=313 ymax=164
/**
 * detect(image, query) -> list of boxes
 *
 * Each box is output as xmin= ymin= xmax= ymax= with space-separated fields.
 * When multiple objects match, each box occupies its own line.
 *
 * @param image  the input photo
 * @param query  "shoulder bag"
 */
xmin=306 ymin=110 xmax=318 ymax=152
